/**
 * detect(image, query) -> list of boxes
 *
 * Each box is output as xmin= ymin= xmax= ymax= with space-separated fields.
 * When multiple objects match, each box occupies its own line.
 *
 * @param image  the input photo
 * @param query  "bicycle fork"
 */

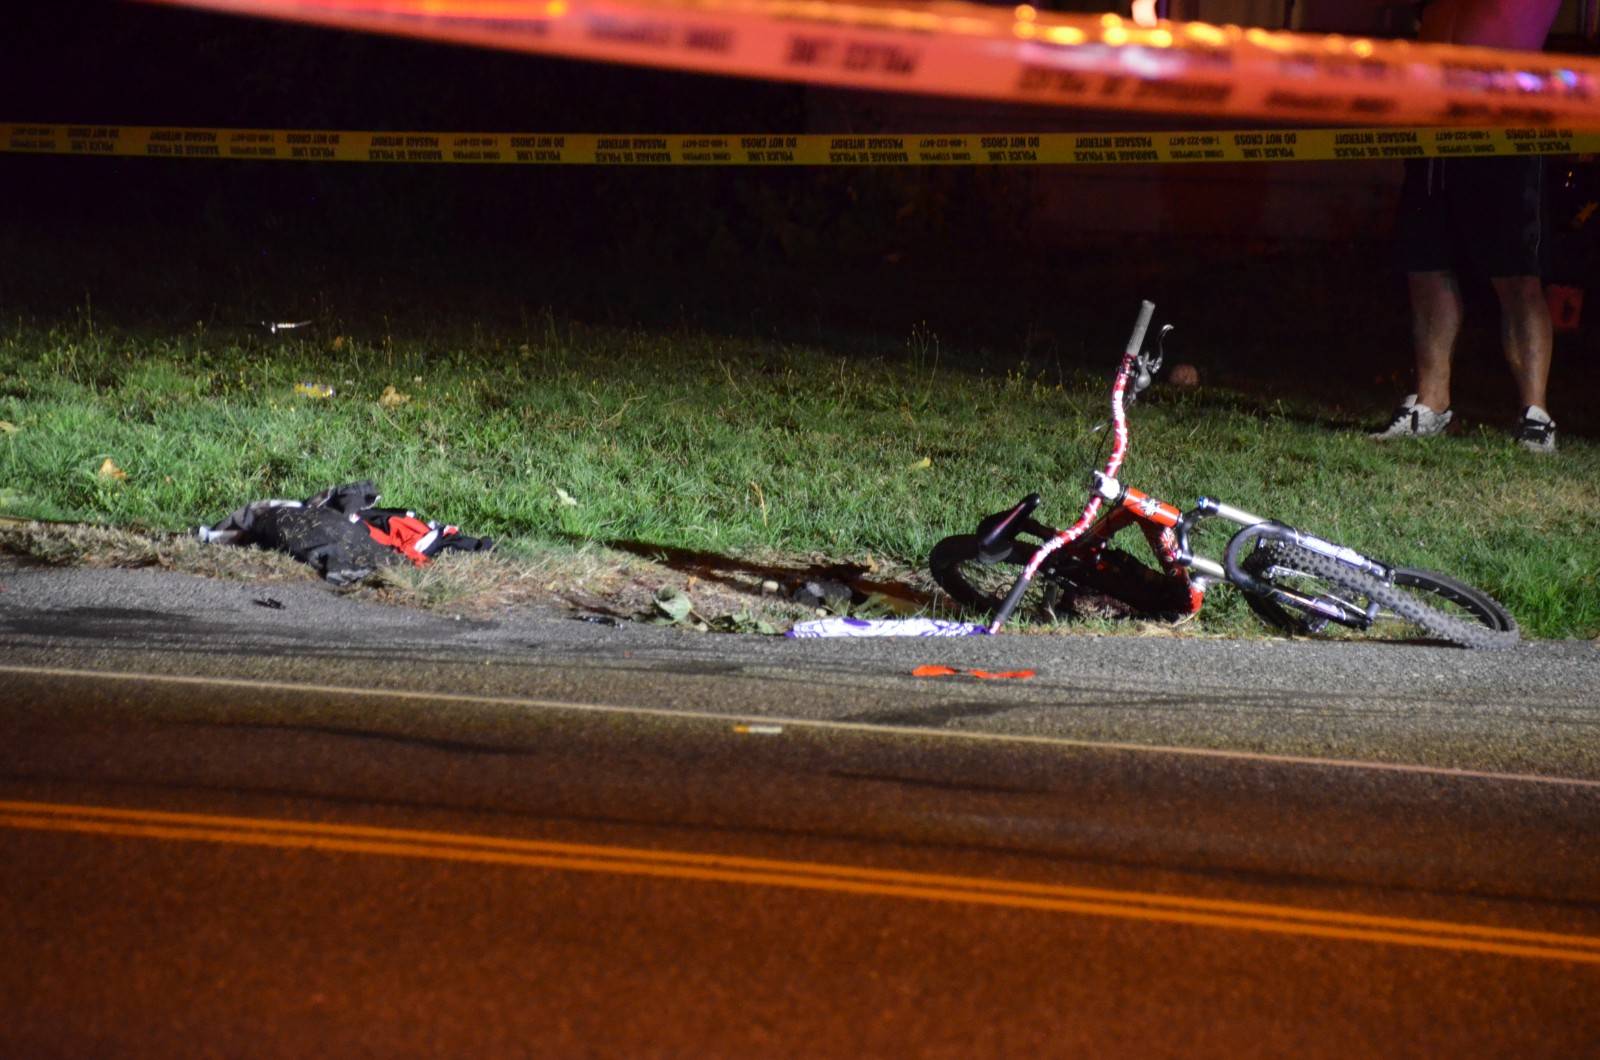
xmin=1179 ymin=499 xmax=1395 ymax=630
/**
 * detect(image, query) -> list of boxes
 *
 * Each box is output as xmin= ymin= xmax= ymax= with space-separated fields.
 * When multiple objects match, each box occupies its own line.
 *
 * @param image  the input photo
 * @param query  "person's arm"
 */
xmin=1419 ymin=0 xmax=1562 ymax=50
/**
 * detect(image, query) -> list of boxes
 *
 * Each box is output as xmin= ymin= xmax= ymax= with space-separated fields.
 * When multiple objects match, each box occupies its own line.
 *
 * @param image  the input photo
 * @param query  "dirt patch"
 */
xmin=0 ymin=519 xmax=936 ymax=632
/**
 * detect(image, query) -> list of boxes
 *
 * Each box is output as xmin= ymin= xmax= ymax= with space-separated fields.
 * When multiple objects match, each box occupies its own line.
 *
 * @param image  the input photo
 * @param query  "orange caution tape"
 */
xmin=143 ymin=0 xmax=1600 ymax=127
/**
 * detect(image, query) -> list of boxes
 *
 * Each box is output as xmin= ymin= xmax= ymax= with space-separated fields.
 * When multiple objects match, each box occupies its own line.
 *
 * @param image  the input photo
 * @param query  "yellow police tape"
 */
xmin=5 ymin=123 xmax=1597 ymax=165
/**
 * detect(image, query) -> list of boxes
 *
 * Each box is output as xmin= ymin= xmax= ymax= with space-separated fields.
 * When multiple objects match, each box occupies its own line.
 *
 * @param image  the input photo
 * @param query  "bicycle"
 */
xmin=928 ymin=300 xmax=1520 ymax=650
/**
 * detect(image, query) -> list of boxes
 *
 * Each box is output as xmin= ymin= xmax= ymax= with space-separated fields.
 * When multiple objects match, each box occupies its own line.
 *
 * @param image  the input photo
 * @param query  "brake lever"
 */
xmin=1129 ymin=324 xmax=1175 ymax=402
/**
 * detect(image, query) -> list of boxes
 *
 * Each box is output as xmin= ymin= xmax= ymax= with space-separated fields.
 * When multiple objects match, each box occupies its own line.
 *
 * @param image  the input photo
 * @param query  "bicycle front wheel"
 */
xmin=1245 ymin=542 xmax=1519 ymax=650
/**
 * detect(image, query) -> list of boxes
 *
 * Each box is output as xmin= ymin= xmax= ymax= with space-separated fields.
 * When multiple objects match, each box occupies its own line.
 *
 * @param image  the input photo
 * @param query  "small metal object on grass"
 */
xmin=791 ymin=578 xmax=852 ymax=610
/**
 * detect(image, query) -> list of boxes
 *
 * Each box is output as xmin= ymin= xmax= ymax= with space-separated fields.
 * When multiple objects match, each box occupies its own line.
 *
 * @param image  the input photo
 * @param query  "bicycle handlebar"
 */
xmin=987 ymin=298 xmax=1160 ymax=634
xmin=991 ymin=571 xmax=1034 ymax=631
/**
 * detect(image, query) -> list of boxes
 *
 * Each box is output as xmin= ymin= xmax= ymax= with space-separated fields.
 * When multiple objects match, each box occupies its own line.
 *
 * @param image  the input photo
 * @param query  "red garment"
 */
xmin=365 ymin=514 xmax=442 ymax=566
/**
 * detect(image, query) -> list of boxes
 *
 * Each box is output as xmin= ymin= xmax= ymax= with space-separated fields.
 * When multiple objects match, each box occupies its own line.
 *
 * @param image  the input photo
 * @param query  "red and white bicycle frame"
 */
xmin=988 ymin=301 xmax=1268 ymax=632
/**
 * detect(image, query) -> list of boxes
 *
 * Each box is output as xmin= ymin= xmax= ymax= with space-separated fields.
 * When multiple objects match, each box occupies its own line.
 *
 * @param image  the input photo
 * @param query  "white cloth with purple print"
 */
xmin=785 ymin=617 xmax=990 ymax=638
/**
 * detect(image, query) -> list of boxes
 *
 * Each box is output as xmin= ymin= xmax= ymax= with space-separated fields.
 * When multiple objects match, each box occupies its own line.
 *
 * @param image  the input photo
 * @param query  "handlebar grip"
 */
xmin=1124 ymin=300 xmax=1156 ymax=357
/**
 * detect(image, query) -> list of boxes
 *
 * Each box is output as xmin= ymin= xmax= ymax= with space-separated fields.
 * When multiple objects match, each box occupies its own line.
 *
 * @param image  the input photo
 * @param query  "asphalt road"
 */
xmin=1 ymin=564 xmax=1597 ymax=1056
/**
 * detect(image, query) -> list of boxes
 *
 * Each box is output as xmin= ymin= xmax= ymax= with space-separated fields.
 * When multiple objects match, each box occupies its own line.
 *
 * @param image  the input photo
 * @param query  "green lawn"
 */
xmin=2 ymin=311 xmax=1597 ymax=639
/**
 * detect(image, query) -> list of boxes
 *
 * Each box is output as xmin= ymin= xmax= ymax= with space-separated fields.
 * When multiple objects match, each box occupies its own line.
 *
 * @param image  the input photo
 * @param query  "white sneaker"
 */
xmin=1515 ymin=405 xmax=1557 ymax=454
xmin=1370 ymin=394 xmax=1452 ymax=440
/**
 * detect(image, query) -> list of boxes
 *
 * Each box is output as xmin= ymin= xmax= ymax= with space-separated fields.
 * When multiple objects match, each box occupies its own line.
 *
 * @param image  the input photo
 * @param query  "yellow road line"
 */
xmin=4 ymin=663 xmax=1599 ymax=790
xmin=3 ymin=800 xmax=1597 ymax=964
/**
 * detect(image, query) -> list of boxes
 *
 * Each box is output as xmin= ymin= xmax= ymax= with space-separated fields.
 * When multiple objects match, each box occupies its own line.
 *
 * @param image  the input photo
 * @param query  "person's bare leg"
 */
xmin=1490 ymin=274 xmax=1552 ymax=412
xmin=1408 ymin=270 xmax=1461 ymax=411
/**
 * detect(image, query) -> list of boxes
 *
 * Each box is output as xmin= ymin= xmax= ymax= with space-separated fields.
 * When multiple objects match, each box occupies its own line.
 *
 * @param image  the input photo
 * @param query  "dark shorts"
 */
xmin=1396 ymin=156 xmax=1548 ymax=278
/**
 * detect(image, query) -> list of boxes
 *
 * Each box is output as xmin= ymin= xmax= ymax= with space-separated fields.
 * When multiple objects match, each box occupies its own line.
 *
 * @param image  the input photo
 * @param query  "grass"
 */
xmin=2 ymin=307 xmax=1597 ymax=639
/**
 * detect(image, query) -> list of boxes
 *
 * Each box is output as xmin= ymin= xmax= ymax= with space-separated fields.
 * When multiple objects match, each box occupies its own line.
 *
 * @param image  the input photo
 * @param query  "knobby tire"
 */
xmin=1253 ymin=542 xmax=1520 ymax=651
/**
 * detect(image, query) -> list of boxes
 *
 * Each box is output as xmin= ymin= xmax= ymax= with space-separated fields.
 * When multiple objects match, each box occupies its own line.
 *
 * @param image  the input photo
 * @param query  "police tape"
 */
xmin=5 ymin=123 xmax=1599 ymax=165
xmin=142 ymin=0 xmax=1600 ymax=128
